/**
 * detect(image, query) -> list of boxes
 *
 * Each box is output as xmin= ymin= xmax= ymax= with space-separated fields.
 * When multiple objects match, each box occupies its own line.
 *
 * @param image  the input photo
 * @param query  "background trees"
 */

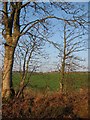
xmin=57 ymin=22 xmax=87 ymax=92
xmin=14 ymin=29 xmax=47 ymax=98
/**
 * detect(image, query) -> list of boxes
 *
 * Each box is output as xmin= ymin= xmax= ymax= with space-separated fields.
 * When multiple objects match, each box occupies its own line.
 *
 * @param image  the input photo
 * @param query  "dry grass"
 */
xmin=2 ymin=88 xmax=88 ymax=119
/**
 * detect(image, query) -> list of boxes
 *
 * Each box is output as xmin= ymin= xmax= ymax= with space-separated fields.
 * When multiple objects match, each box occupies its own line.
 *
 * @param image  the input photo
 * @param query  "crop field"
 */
xmin=12 ymin=71 xmax=88 ymax=92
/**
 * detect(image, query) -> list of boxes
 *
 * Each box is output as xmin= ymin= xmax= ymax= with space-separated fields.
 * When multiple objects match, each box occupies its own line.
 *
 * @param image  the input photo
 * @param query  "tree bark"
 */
xmin=2 ymin=44 xmax=15 ymax=98
xmin=60 ymin=60 xmax=65 ymax=93
xmin=2 ymin=3 xmax=21 ymax=98
xmin=60 ymin=23 xmax=66 ymax=93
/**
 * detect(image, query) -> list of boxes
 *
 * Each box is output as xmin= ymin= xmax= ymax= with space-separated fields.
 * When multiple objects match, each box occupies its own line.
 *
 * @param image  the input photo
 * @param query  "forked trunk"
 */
xmin=2 ymin=2 xmax=21 ymax=98
xmin=2 ymin=44 xmax=15 ymax=98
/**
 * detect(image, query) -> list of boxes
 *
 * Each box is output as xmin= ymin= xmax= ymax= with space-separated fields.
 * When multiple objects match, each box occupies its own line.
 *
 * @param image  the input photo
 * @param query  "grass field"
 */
xmin=12 ymin=71 xmax=88 ymax=92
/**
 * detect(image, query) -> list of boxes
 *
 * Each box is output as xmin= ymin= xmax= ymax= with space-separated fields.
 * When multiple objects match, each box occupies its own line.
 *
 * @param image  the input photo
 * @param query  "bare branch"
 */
xmin=21 ymin=2 xmax=30 ymax=9
xmin=20 ymin=16 xmax=73 ymax=36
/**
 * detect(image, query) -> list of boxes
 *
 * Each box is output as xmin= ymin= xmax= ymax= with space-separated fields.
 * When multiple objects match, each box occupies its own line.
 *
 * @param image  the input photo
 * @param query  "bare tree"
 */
xmin=14 ymin=30 xmax=46 ymax=98
xmin=1 ymin=2 xmax=87 ymax=98
xmin=58 ymin=22 xmax=87 ymax=92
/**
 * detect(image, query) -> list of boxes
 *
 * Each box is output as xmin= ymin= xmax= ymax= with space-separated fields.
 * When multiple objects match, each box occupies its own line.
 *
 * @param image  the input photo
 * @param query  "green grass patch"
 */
xmin=12 ymin=72 xmax=88 ymax=92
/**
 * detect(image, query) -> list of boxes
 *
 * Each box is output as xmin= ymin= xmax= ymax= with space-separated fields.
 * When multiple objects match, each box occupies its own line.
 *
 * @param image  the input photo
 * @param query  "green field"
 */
xmin=12 ymin=72 xmax=88 ymax=92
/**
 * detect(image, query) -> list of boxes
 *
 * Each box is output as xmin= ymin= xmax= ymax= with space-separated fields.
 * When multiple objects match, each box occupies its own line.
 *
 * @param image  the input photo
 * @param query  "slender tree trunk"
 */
xmin=60 ymin=23 xmax=66 ymax=93
xmin=2 ymin=44 xmax=15 ymax=98
xmin=60 ymin=60 xmax=65 ymax=93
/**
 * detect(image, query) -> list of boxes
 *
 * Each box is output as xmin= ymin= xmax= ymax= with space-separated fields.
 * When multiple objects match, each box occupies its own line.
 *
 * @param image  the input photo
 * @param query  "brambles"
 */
xmin=2 ymin=88 xmax=88 ymax=119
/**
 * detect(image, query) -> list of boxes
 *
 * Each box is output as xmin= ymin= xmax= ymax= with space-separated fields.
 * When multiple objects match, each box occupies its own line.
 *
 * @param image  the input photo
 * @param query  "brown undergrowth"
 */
xmin=2 ymin=88 xmax=88 ymax=119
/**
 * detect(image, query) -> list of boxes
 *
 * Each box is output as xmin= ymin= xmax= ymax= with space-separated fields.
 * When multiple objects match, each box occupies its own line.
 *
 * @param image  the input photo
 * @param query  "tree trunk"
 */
xmin=60 ymin=61 xmax=65 ymax=93
xmin=2 ymin=2 xmax=21 ymax=98
xmin=60 ymin=23 xmax=66 ymax=93
xmin=2 ymin=44 xmax=15 ymax=98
